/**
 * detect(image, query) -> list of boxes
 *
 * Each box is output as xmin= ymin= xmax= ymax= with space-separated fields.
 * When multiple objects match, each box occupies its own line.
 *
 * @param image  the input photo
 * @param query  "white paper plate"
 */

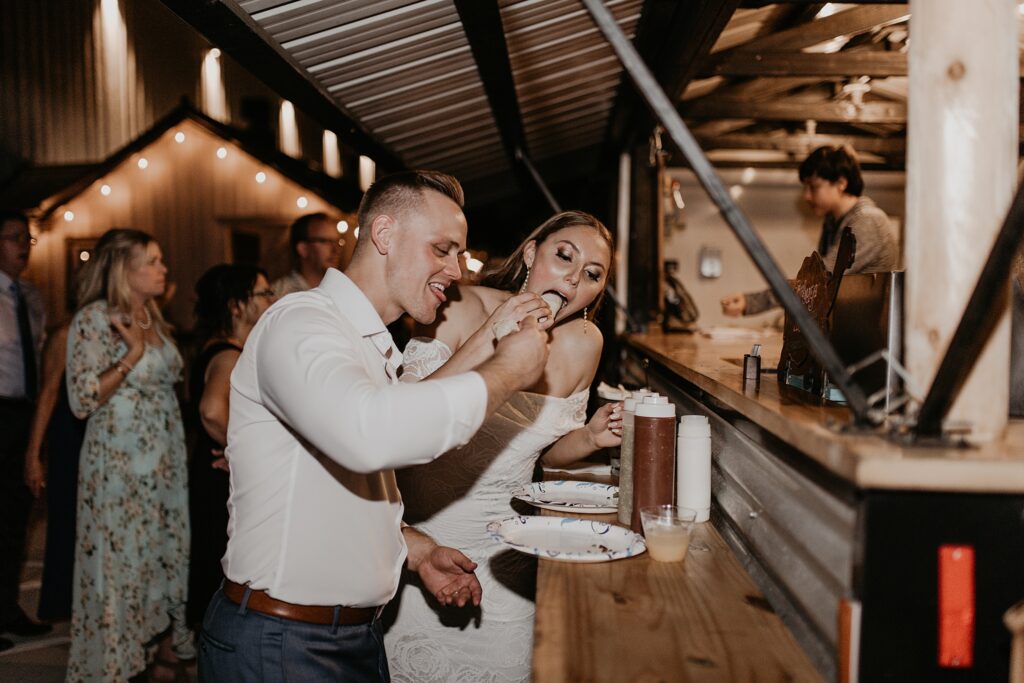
xmin=487 ymin=516 xmax=646 ymax=563
xmin=512 ymin=480 xmax=618 ymax=514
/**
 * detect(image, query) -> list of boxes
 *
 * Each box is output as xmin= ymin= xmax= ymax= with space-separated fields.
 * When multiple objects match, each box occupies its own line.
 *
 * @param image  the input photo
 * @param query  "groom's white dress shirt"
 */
xmin=222 ymin=268 xmax=486 ymax=607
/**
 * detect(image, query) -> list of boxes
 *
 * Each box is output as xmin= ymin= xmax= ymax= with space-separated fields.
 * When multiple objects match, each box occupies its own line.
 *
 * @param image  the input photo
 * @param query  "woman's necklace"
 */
xmin=136 ymin=306 xmax=152 ymax=330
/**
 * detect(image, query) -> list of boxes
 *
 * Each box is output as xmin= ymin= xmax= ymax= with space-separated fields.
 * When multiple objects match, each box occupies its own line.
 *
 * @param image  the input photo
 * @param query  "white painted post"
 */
xmin=905 ymin=0 xmax=1018 ymax=441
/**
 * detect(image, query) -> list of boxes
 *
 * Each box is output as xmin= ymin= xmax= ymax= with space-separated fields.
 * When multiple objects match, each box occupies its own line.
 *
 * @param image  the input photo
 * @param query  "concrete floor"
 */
xmin=0 ymin=499 xmax=198 ymax=682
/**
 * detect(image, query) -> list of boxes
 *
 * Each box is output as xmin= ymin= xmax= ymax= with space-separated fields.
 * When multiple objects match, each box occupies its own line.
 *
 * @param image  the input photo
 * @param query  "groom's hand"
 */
xmin=402 ymin=526 xmax=482 ymax=608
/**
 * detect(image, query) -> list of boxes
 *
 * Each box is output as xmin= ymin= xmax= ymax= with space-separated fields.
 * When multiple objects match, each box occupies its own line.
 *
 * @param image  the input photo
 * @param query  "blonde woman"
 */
xmin=65 ymin=229 xmax=189 ymax=682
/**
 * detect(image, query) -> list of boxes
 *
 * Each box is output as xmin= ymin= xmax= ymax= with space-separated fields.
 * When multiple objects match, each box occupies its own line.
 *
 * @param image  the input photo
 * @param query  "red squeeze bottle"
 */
xmin=630 ymin=395 xmax=677 ymax=534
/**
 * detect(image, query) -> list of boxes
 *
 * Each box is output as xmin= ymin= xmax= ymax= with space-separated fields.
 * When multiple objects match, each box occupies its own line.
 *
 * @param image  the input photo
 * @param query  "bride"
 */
xmin=385 ymin=210 xmax=622 ymax=682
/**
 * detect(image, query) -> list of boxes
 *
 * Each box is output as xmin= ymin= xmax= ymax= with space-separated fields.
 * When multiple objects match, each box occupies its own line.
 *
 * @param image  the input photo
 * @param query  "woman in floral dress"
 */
xmin=65 ymin=228 xmax=189 ymax=682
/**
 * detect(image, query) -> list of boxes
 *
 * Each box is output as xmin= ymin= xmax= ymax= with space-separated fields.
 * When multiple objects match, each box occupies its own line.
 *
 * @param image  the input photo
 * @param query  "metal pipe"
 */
xmin=581 ymin=0 xmax=872 ymax=423
xmin=515 ymin=147 xmax=562 ymax=213
xmin=915 ymin=180 xmax=1024 ymax=436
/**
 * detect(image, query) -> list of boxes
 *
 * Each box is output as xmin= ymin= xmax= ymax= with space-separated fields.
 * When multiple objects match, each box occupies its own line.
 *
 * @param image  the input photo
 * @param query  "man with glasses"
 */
xmin=271 ymin=213 xmax=343 ymax=298
xmin=0 ymin=210 xmax=51 ymax=651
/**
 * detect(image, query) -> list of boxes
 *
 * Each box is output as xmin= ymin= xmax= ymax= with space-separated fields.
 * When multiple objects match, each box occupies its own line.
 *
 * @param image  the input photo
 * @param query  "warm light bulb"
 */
xmin=209 ymin=47 xmax=221 ymax=59
xmin=174 ymin=131 xmax=186 ymax=144
xmin=64 ymin=210 xmax=75 ymax=222
xmin=137 ymin=157 xmax=149 ymax=169
xmin=353 ymin=226 xmax=360 ymax=239
xmin=79 ymin=250 xmax=90 ymax=262
xmin=296 ymin=196 xmax=308 ymax=209
xmin=216 ymin=147 xmax=227 ymax=159
xmin=467 ymin=257 xmax=484 ymax=274
xmin=255 ymin=171 xmax=267 ymax=184
xmin=100 ymin=184 xmax=112 ymax=196
xmin=336 ymin=220 xmax=348 ymax=234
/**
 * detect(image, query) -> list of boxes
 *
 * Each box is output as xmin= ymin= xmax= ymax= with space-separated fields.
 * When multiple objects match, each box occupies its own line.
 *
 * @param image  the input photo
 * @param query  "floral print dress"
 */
xmin=65 ymin=300 xmax=189 ymax=682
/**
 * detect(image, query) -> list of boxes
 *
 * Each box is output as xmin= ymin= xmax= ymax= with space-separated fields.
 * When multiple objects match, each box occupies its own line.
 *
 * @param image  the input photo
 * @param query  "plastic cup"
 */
xmin=640 ymin=505 xmax=697 ymax=563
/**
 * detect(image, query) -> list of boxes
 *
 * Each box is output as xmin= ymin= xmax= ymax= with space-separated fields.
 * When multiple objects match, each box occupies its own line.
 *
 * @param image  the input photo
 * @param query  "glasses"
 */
xmin=304 ymin=237 xmax=341 ymax=247
xmin=251 ymin=289 xmax=275 ymax=299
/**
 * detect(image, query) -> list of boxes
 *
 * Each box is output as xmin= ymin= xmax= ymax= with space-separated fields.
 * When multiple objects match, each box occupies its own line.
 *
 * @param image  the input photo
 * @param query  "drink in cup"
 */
xmin=640 ymin=505 xmax=697 ymax=563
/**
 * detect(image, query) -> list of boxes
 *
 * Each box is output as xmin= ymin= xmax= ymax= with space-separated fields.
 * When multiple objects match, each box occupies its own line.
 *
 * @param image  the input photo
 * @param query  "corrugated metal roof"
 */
xmin=239 ymin=0 xmax=507 ymax=180
xmin=234 ymin=0 xmax=643 ymax=181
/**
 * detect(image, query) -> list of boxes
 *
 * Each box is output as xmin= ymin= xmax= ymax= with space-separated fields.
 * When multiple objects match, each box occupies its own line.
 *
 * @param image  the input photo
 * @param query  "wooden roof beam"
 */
xmin=683 ymin=99 xmax=906 ymax=123
xmin=452 ymin=0 xmax=530 ymax=173
xmin=708 ymin=51 xmax=906 ymax=78
xmin=730 ymin=5 xmax=908 ymax=53
xmin=605 ymin=0 xmax=741 ymax=154
xmin=696 ymin=132 xmax=905 ymax=156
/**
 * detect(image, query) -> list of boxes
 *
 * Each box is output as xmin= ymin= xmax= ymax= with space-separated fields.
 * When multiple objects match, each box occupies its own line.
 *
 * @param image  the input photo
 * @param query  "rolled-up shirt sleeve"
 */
xmin=253 ymin=303 xmax=487 ymax=474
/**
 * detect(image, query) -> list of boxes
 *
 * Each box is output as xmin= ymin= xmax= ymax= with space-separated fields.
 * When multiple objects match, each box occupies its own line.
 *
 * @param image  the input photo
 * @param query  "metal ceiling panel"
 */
xmin=239 ymin=0 xmax=510 ymax=178
xmin=500 ymin=0 xmax=643 ymax=162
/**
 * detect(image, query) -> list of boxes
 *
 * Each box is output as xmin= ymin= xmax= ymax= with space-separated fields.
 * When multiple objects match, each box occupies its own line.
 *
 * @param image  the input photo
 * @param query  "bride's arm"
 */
xmin=403 ymin=288 xmax=552 ymax=382
xmin=539 ymin=402 xmax=622 ymax=468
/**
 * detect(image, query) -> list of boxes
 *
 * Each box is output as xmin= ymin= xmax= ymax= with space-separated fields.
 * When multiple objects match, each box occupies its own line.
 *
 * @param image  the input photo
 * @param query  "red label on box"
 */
xmin=938 ymin=544 xmax=975 ymax=668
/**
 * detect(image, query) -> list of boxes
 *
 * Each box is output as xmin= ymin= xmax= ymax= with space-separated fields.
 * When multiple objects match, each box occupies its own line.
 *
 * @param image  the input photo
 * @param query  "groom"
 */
xmin=198 ymin=170 xmax=550 ymax=682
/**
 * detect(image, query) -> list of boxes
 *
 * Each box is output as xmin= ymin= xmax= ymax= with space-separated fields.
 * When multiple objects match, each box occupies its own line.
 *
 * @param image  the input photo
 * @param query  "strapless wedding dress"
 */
xmin=385 ymin=338 xmax=587 ymax=683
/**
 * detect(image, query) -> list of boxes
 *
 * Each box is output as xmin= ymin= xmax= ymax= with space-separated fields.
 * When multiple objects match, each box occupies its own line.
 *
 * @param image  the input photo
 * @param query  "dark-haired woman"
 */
xmin=186 ymin=264 xmax=274 ymax=627
xmin=385 ymin=211 xmax=623 ymax=683
xmin=720 ymin=144 xmax=899 ymax=316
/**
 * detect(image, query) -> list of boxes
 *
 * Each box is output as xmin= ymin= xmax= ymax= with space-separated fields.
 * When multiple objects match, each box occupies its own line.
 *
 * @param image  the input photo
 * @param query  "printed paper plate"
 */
xmin=512 ymin=480 xmax=619 ymax=514
xmin=487 ymin=516 xmax=646 ymax=563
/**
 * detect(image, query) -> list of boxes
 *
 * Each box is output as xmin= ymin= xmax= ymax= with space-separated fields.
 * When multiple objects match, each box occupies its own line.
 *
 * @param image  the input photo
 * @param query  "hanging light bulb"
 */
xmin=296 ymin=196 xmax=309 ymax=209
xmin=137 ymin=157 xmax=149 ymax=169
xmin=174 ymin=131 xmax=186 ymax=144
xmin=100 ymin=184 xmax=112 ymax=196
xmin=336 ymin=220 xmax=349 ymax=234
xmin=255 ymin=171 xmax=267 ymax=184
xmin=216 ymin=147 xmax=227 ymax=159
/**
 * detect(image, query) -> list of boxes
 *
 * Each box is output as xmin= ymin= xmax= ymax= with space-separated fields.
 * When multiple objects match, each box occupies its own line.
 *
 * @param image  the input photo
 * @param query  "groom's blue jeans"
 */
xmin=198 ymin=587 xmax=390 ymax=682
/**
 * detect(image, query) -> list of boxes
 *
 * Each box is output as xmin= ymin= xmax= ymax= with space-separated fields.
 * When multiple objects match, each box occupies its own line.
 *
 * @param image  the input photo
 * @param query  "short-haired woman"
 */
xmin=65 ymin=228 xmax=189 ymax=682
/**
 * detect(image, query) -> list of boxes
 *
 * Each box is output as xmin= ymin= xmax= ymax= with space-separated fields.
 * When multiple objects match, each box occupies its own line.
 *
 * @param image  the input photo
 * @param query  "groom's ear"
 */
xmin=369 ymin=215 xmax=394 ymax=255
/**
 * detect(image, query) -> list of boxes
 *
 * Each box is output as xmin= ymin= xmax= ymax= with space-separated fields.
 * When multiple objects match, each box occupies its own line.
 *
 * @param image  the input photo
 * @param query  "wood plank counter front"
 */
xmin=531 ymin=505 xmax=821 ymax=682
xmin=626 ymin=330 xmax=1024 ymax=493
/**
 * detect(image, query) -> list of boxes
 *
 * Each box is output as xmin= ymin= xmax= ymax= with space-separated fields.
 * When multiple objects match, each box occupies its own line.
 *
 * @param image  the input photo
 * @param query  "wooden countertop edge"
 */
xmin=627 ymin=334 xmax=1024 ymax=493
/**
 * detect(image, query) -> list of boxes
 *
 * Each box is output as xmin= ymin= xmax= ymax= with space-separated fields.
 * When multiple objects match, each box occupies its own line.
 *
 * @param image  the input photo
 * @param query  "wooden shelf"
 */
xmin=627 ymin=330 xmax=1024 ymax=493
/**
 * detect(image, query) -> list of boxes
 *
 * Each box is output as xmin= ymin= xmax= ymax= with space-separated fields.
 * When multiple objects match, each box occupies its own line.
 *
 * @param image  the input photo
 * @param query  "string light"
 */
xmin=209 ymin=47 xmax=221 ymax=59
xmin=174 ymin=131 xmax=186 ymax=144
xmin=100 ymin=184 xmax=112 ymax=196
xmin=64 ymin=210 xmax=75 ymax=222
xmin=466 ymin=257 xmax=484 ymax=274
xmin=216 ymin=147 xmax=227 ymax=159
xmin=336 ymin=220 xmax=348 ymax=234
xmin=137 ymin=157 xmax=149 ymax=169
xmin=255 ymin=171 xmax=267 ymax=184
xmin=296 ymin=196 xmax=308 ymax=209
xmin=79 ymin=250 xmax=90 ymax=262
xmin=353 ymin=226 xmax=360 ymax=239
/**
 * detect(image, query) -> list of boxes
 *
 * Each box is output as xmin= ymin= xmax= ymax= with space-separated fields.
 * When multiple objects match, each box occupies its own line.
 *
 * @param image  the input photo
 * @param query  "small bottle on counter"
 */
xmin=630 ymin=395 xmax=677 ymax=534
xmin=677 ymin=415 xmax=711 ymax=523
xmin=616 ymin=391 xmax=647 ymax=527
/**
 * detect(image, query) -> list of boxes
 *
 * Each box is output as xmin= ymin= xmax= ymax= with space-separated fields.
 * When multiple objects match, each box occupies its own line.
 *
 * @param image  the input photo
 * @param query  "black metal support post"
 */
xmin=581 ymin=0 xmax=872 ymax=423
xmin=515 ymin=147 xmax=562 ymax=214
xmin=914 ymin=181 xmax=1024 ymax=437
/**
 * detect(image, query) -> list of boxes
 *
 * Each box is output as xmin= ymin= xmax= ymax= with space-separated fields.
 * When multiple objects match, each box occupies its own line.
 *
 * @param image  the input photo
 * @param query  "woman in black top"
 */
xmin=186 ymin=264 xmax=275 ymax=626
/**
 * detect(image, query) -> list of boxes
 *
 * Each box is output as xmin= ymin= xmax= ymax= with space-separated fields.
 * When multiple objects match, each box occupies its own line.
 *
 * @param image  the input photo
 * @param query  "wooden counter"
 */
xmin=627 ymin=330 xmax=1024 ymax=493
xmin=532 ymin=508 xmax=822 ymax=682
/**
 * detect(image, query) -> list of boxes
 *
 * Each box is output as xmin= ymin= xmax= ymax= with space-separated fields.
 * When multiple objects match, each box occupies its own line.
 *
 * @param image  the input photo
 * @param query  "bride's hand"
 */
xmin=487 ymin=292 xmax=554 ymax=340
xmin=585 ymin=402 xmax=623 ymax=450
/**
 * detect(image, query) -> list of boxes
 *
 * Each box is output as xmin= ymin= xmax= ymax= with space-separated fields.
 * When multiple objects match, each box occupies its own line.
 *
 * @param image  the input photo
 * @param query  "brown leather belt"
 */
xmin=223 ymin=579 xmax=379 ymax=626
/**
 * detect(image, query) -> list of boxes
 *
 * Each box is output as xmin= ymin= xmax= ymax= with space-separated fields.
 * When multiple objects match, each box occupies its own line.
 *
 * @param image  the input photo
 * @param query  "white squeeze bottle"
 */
xmin=676 ymin=415 xmax=711 ymax=523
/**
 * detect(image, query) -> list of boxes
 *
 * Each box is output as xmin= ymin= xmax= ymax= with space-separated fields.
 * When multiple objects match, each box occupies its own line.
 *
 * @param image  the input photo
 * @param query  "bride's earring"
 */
xmin=519 ymin=266 xmax=531 ymax=294
xmin=583 ymin=306 xmax=589 ymax=334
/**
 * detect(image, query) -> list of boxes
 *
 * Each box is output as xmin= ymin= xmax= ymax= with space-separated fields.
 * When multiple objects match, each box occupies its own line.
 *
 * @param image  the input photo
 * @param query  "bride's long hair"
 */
xmin=481 ymin=210 xmax=614 ymax=317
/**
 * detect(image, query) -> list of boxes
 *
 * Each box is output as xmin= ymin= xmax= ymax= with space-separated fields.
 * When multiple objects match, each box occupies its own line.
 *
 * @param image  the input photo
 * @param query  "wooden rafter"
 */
xmin=707 ymin=51 xmax=906 ymax=78
xmin=696 ymin=132 xmax=905 ymax=156
xmin=730 ymin=5 xmax=908 ymax=53
xmin=684 ymin=99 xmax=906 ymax=123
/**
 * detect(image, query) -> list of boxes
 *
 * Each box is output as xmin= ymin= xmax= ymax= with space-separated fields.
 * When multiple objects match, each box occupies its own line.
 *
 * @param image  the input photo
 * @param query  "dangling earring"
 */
xmin=583 ymin=306 xmax=589 ymax=334
xmin=519 ymin=266 xmax=531 ymax=294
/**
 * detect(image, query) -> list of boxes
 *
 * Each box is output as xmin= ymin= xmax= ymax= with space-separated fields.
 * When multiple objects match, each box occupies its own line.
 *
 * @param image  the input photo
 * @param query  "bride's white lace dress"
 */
xmin=385 ymin=338 xmax=587 ymax=683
